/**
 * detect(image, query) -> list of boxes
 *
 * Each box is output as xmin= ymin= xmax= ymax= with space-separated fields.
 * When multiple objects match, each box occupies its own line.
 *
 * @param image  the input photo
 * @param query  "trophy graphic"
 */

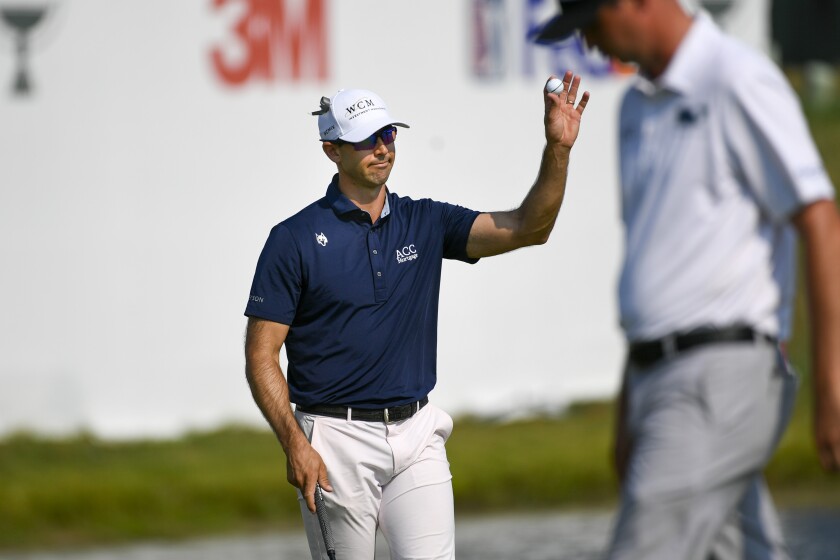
xmin=1 ymin=5 xmax=48 ymax=95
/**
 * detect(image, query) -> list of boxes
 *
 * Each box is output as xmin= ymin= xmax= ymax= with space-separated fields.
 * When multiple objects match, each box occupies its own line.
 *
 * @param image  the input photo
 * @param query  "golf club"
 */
xmin=315 ymin=483 xmax=336 ymax=560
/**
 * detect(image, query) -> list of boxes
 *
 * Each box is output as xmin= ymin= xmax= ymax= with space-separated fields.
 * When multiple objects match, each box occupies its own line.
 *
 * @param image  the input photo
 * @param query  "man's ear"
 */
xmin=322 ymin=142 xmax=341 ymax=163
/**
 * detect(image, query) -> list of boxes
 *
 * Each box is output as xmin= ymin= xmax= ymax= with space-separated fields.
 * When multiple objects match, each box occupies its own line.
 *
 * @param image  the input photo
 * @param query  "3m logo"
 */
xmin=210 ymin=0 xmax=328 ymax=86
xmin=395 ymin=244 xmax=418 ymax=264
xmin=315 ymin=232 xmax=328 ymax=246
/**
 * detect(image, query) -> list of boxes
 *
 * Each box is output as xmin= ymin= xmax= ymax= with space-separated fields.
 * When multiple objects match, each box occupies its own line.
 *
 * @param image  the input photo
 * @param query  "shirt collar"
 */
xmin=381 ymin=195 xmax=391 ymax=218
xmin=325 ymin=174 xmax=391 ymax=220
xmin=633 ymin=11 xmax=720 ymax=96
xmin=325 ymin=175 xmax=356 ymax=216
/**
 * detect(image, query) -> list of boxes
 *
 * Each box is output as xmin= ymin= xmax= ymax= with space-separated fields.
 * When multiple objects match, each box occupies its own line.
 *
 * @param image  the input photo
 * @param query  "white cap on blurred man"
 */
xmin=312 ymin=89 xmax=409 ymax=143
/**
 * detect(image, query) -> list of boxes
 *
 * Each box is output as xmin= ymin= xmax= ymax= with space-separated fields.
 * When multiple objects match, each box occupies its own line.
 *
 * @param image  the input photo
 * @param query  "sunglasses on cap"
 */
xmin=334 ymin=126 xmax=398 ymax=151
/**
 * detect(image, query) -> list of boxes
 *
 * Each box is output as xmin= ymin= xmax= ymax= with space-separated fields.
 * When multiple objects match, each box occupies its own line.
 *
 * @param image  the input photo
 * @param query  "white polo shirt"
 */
xmin=617 ymin=12 xmax=834 ymax=342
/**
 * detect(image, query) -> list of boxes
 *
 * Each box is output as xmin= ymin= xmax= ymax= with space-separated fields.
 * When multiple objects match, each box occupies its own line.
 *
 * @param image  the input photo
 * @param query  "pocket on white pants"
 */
xmin=295 ymin=409 xmax=318 ymax=442
xmin=430 ymin=404 xmax=454 ymax=443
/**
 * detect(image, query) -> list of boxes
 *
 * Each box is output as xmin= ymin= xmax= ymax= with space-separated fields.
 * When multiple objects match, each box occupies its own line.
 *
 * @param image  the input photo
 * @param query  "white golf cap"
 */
xmin=313 ymin=88 xmax=409 ymax=142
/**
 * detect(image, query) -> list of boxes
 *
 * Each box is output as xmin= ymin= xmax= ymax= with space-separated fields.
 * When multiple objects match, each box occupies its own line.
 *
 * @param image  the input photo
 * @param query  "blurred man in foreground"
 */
xmin=533 ymin=1 xmax=840 ymax=558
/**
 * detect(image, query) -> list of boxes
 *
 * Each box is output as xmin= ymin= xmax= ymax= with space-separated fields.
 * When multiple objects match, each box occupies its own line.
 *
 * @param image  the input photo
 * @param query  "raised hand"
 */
xmin=544 ymin=70 xmax=590 ymax=149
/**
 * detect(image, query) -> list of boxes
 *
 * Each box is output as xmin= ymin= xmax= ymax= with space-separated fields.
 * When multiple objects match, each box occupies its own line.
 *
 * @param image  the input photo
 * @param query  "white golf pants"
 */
xmin=295 ymin=403 xmax=456 ymax=560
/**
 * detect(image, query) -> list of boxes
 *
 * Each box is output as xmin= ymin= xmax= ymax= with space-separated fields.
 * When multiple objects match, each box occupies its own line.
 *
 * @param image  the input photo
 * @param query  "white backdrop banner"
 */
xmin=1 ymin=0 xmax=743 ymax=438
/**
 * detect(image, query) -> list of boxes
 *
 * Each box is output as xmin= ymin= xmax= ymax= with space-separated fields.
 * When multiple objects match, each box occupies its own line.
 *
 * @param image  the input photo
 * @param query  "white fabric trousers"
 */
xmin=608 ymin=339 xmax=797 ymax=560
xmin=295 ymin=403 xmax=456 ymax=560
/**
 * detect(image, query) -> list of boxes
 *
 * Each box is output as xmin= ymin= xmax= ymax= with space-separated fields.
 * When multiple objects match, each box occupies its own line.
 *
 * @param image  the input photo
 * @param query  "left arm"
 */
xmin=793 ymin=199 xmax=840 ymax=472
xmin=466 ymin=71 xmax=590 ymax=259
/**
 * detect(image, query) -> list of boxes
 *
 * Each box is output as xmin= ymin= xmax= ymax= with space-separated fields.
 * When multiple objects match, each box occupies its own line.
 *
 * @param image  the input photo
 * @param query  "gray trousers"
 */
xmin=608 ymin=339 xmax=797 ymax=560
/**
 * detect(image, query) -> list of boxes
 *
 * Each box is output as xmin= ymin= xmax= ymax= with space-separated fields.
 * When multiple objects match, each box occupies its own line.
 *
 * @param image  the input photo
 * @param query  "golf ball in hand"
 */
xmin=545 ymin=78 xmax=563 ymax=94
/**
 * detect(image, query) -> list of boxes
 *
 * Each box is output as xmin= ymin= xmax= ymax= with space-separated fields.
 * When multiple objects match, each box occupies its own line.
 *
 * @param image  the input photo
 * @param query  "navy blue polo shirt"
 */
xmin=245 ymin=175 xmax=480 ymax=408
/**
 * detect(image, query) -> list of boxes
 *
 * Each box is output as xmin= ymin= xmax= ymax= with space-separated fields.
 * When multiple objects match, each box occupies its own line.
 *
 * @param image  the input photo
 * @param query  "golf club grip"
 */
xmin=315 ymin=484 xmax=336 ymax=559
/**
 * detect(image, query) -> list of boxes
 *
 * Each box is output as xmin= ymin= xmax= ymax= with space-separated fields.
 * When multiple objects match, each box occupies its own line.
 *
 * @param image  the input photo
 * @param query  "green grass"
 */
xmin=449 ymin=403 xmax=617 ymax=513
xmin=0 ymin=428 xmax=301 ymax=549
xmin=2 ymin=398 xmax=839 ymax=552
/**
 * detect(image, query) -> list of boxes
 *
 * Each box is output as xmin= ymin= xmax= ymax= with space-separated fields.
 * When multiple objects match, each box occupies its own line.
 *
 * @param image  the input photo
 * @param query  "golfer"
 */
xmin=244 ymin=75 xmax=589 ymax=559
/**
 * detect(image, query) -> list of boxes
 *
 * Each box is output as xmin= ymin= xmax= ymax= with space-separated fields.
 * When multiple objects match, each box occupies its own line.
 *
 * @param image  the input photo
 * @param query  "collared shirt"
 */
xmin=245 ymin=175 xmax=480 ymax=408
xmin=617 ymin=13 xmax=834 ymax=342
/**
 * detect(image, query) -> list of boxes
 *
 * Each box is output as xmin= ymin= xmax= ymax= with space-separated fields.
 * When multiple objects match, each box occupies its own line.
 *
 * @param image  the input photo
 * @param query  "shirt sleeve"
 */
xmin=726 ymin=59 xmax=835 ymax=222
xmin=244 ymin=223 xmax=302 ymax=325
xmin=435 ymin=201 xmax=481 ymax=263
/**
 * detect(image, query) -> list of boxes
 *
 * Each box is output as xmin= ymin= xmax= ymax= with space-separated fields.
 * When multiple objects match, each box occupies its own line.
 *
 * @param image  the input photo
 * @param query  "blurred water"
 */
xmin=2 ymin=509 xmax=838 ymax=560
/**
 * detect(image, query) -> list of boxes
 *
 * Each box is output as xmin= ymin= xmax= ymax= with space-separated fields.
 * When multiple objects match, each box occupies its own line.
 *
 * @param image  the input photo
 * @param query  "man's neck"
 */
xmin=338 ymin=178 xmax=387 ymax=222
xmin=641 ymin=7 xmax=693 ymax=79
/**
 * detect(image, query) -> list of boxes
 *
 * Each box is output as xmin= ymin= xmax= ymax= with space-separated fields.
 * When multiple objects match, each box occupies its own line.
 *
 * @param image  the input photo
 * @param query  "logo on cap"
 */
xmin=314 ymin=88 xmax=409 ymax=142
xmin=346 ymin=98 xmax=376 ymax=117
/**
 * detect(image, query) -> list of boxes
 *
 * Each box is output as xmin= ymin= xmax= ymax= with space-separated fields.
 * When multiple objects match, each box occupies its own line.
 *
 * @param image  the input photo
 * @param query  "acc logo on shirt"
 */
xmin=395 ymin=244 xmax=418 ymax=263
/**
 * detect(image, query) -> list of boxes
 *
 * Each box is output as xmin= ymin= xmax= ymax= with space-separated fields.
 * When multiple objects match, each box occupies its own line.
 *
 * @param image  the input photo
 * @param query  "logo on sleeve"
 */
xmin=315 ymin=232 xmax=328 ymax=246
xmin=395 ymin=244 xmax=418 ymax=263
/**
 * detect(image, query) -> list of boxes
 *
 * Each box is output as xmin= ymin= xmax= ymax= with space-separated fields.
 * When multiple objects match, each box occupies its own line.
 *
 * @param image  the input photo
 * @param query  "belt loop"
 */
xmin=346 ymin=407 xmax=352 ymax=422
xmin=415 ymin=401 xmax=420 ymax=414
xmin=383 ymin=408 xmax=390 ymax=424
xmin=662 ymin=334 xmax=677 ymax=360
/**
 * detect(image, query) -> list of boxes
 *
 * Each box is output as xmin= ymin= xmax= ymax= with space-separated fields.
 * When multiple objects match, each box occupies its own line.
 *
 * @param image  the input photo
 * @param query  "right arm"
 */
xmin=793 ymin=200 xmax=840 ymax=472
xmin=726 ymin=62 xmax=840 ymax=470
xmin=244 ymin=317 xmax=332 ymax=512
xmin=465 ymin=72 xmax=589 ymax=258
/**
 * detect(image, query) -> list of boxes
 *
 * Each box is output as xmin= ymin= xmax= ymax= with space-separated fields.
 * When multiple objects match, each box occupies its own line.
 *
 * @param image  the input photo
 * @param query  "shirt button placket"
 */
xmin=368 ymin=230 xmax=387 ymax=302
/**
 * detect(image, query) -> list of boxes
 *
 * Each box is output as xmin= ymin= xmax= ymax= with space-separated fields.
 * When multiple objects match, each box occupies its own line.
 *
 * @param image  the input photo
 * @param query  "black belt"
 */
xmin=628 ymin=326 xmax=776 ymax=368
xmin=297 ymin=397 xmax=429 ymax=423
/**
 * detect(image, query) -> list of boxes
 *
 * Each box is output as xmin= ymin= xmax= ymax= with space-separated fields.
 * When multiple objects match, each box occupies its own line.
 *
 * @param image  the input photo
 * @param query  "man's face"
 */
xmin=326 ymin=127 xmax=397 ymax=189
xmin=582 ymin=0 xmax=642 ymax=65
